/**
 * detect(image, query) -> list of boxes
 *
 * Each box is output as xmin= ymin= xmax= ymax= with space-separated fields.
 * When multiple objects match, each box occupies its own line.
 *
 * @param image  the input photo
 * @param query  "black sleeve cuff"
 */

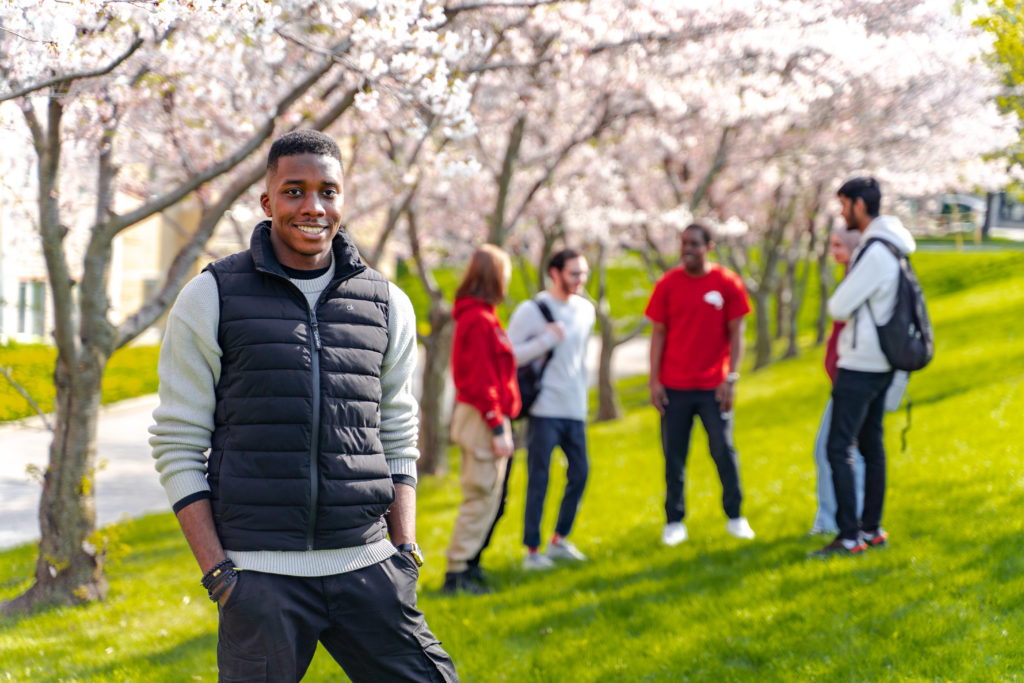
xmin=392 ymin=474 xmax=417 ymax=490
xmin=172 ymin=490 xmax=212 ymax=514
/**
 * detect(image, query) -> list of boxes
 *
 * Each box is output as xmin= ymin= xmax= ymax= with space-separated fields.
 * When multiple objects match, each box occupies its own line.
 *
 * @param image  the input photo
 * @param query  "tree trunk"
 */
xmin=781 ymin=257 xmax=799 ymax=359
xmin=595 ymin=306 xmax=621 ymax=422
xmin=816 ymin=243 xmax=832 ymax=345
xmin=752 ymin=288 xmax=773 ymax=370
xmin=415 ymin=291 xmax=454 ymax=477
xmin=774 ymin=284 xmax=785 ymax=341
xmin=2 ymin=350 xmax=108 ymax=614
xmin=592 ymin=239 xmax=620 ymax=422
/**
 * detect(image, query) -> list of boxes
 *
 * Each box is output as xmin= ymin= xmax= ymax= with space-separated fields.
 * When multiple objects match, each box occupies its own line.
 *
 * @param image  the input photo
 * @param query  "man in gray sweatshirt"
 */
xmin=507 ymin=248 xmax=596 ymax=570
xmin=813 ymin=176 xmax=916 ymax=558
xmin=150 ymin=130 xmax=456 ymax=682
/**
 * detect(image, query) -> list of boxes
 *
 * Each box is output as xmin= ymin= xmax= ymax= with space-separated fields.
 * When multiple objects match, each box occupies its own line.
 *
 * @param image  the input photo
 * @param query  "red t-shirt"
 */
xmin=645 ymin=263 xmax=751 ymax=390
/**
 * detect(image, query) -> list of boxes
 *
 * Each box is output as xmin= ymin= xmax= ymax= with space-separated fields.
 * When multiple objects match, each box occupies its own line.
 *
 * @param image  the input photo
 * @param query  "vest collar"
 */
xmin=249 ymin=221 xmax=366 ymax=281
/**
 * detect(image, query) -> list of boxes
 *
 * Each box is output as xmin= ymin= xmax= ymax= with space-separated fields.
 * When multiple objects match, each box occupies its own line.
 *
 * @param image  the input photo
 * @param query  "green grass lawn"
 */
xmin=0 ymin=344 xmax=161 ymax=423
xmin=2 ymin=249 xmax=1022 ymax=681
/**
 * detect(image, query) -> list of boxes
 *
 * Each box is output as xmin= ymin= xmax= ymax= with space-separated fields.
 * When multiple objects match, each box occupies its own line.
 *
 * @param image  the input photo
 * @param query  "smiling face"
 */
xmin=260 ymin=153 xmax=343 ymax=270
xmin=680 ymin=226 xmax=710 ymax=274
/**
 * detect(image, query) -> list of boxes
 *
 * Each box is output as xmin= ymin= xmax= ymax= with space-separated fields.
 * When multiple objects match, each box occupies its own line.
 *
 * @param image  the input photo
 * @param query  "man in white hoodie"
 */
xmin=813 ymin=177 xmax=916 ymax=557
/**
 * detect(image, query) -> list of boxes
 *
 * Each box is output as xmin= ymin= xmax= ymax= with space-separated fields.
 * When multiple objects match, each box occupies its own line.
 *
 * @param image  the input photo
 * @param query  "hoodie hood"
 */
xmin=861 ymin=215 xmax=916 ymax=256
xmin=452 ymin=296 xmax=495 ymax=321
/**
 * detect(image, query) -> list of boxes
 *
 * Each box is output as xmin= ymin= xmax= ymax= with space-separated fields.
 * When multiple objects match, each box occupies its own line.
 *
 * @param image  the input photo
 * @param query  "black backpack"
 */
xmin=855 ymin=238 xmax=934 ymax=371
xmin=515 ymin=298 xmax=556 ymax=420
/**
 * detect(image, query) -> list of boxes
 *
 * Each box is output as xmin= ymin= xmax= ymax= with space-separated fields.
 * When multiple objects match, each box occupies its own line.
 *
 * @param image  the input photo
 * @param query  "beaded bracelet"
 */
xmin=208 ymin=569 xmax=238 ymax=602
xmin=201 ymin=559 xmax=234 ymax=591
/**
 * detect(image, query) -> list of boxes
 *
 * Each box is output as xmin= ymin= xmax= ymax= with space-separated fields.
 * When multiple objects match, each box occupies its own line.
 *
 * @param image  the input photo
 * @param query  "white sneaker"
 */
xmin=661 ymin=522 xmax=688 ymax=546
xmin=522 ymin=552 xmax=555 ymax=570
xmin=726 ymin=517 xmax=755 ymax=539
xmin=547 ymin=538 xmax=587 ymax=561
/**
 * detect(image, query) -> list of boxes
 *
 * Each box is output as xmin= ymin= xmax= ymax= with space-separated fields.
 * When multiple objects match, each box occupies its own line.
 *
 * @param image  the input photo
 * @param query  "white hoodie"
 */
xmin=827 ymin=215 xmax=917 ymax=372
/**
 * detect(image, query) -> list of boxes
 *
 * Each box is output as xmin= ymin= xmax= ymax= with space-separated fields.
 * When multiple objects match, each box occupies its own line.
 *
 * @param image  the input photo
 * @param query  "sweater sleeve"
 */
xmin=454 ymin=317 xmax=506 ymax=428
xmin=149 ymin=272 xmax=221 ymax=512
xmin=380 ymin=283 xmax=420 ymax=487
xmin=827 ymin=243 xmax=888 ymax=321
xmin=506 ymin=300 xmax=559 ymax=366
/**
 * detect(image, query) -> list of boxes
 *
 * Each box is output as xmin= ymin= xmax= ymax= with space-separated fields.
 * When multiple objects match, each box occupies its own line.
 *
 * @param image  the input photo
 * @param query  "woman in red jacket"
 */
xmin=444 ymin=245 xmax=520 ymax=594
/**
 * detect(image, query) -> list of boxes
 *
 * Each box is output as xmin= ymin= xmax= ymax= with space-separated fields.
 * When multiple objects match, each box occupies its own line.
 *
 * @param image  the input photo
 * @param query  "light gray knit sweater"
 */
xmin=149 ymin=260 xmax=420 ymax=577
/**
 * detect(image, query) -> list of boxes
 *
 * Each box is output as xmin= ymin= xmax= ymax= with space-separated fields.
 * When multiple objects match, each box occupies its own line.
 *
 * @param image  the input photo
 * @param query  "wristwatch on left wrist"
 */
xmin=396 ymin=542 xmax=424 ymax=567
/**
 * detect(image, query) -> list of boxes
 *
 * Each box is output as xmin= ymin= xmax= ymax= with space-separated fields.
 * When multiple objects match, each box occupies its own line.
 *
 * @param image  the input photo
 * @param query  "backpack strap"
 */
xmin=533 ymin=297 xmax=556 ymax=363
xmin=534 ymin=298 xmax=555 ymax=323
xmin=852 ymin=236 xmax=903 ymax=325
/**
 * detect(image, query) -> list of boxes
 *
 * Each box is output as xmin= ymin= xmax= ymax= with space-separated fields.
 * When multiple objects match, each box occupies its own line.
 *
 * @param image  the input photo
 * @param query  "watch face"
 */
xmin=399 ymin=543 xmax=424 ymax=566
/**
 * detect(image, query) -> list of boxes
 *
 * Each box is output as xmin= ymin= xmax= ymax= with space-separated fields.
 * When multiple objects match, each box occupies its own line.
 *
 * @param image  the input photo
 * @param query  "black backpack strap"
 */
xmin=853 ymin=237 xmax=903 ymax=324
xmin=534 ymin=298 xmax=555 ymax=323
xmin=533 ymin=297 xmax=556 ymax=367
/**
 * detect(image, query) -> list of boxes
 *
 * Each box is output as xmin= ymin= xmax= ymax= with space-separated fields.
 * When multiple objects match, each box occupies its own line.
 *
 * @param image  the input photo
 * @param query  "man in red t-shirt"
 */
xmin=645 ymin=223 xmax=755 ymax=546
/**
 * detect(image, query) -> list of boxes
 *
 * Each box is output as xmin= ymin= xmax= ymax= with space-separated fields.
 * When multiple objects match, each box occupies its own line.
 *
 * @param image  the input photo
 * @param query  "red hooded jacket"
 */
xmin=450 ymin=296 xmax=521 ymax=427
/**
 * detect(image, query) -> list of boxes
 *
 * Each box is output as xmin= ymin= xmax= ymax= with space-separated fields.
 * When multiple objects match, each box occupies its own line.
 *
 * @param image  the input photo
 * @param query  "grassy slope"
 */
xmin=1 ymin=249 xmax=1022 ymax=681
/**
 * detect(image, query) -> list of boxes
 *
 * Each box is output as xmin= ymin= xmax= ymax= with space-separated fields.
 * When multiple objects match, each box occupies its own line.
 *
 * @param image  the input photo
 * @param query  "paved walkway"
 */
xmin=0 ymin=336 xmax=649 ymax=549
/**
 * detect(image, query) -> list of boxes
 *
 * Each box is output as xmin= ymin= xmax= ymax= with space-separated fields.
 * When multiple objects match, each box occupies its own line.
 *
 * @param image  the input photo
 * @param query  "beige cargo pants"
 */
xmin=446 ymin=401 xmax=511 ymax=573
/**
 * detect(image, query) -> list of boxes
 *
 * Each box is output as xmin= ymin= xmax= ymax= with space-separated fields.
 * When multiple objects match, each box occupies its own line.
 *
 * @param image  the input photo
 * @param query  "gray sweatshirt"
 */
xmin=149 ymin=260 xmax=420 ymax=576
xmin=506 ymin=291 xmax=595 ymax=422
xmin=828 ymin=215 xmax=917 ymax=373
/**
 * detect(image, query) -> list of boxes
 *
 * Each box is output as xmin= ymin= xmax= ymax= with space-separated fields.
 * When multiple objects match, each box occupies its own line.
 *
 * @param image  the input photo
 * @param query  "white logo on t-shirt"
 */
xmin=703 ymin=290 xmax=724 ymax=310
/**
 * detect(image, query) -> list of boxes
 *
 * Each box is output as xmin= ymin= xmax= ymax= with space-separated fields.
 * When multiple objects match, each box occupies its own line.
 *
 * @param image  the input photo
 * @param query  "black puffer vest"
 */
xmin=204 ymin=223 xmax=394 ymax=551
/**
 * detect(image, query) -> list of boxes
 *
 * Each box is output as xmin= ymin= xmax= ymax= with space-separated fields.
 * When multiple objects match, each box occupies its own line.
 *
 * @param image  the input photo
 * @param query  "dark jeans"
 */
xmin=661 ymin=389 xmax=743 ymax=522
xmin=216 ymin=555 xmax=458 ymax=682
xmin=468 ymin=453 xmax=514 ymax=569
xmin=828 ymin=368 xmax=894 ymax=541
xmin=523 ymin=417 xmax=589 ymax=548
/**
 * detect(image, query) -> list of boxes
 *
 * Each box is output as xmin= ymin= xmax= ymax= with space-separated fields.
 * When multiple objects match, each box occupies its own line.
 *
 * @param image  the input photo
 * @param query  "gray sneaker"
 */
xmin=522 ymin=552 xmax=555 ymax=570
xmin=546 ymin=538 xmax=587 ymax=561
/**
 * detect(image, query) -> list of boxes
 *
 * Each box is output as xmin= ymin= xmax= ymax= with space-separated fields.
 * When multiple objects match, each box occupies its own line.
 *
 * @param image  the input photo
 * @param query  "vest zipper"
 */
xmin=306 ymin=310 xmax=322 ymax=550
xmin=264 ymin=264 xmax=365 ymax=551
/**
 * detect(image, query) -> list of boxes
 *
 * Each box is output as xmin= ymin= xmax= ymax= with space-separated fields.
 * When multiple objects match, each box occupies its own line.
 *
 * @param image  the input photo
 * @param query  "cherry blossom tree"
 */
xmin=0 ymin=0 xmax=476 ymax=613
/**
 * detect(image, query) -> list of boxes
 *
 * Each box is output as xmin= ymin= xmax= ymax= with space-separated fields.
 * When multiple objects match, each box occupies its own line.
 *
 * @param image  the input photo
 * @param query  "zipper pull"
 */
xmin=311 ymin=319 xmax=322 ymax=351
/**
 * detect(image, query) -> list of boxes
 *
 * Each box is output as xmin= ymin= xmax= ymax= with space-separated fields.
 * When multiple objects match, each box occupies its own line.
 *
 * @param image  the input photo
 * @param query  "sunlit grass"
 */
xmin=2 ymin=249 xmax=1022 ymax=680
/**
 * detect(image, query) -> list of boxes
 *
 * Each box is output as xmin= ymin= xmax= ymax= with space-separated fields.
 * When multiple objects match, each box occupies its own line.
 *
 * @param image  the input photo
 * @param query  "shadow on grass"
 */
xmin=80 ymin=632 xmax=216 ymax=682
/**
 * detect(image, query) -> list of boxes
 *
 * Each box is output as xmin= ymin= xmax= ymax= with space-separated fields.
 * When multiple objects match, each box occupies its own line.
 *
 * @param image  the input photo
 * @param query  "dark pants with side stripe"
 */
xmin=216 ymin=554 xmax=457 ymax=682
xmin=661 ymin=388 xmax=743 ymax=523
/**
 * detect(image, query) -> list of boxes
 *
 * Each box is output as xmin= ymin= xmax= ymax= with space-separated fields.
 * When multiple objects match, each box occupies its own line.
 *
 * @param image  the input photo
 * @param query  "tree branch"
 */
xmin=0 ymin=36 xmax=145 ymax=103
xmin=103 ymin=51 xmax=343 ymax=238
xmin=0 ymin=367 xmax=53 ymax=432
xmin=690 ymin=125 xmax=733 ymax=211
xmin=489 ymin=113 xmax=527 ymax=245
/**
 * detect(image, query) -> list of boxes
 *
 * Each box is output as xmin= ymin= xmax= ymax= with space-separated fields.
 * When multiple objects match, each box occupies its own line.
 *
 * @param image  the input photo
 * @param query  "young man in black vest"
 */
xmin=151 ymin=130 xmax=457 ymax=682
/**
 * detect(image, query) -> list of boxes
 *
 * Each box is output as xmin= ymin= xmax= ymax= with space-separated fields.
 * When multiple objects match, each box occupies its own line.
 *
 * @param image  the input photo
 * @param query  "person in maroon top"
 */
xmin=646 ymin=223 xmax=755 ymax=546
xmin=444 ymin=245 xmax=520 ymax=594
xmin=810 ymin=228 xmax=865 ymax=535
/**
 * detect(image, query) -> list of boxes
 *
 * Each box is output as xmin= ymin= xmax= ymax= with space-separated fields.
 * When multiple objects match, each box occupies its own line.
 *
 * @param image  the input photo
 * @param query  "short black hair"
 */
xmin=837 ymin=177 xmax=881 ymax=217
xmin=683 ymin=222 xmax=714 ymax=246
xmin=547 ymin=248 xmax=582 ymax=273
xmin=267 ymin=130 xmax=342 ymax=173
